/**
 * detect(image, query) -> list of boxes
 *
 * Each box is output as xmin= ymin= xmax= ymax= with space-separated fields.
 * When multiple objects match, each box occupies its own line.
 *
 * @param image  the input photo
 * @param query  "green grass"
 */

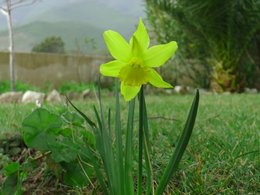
xmin=0 ymin=80 xmax=41 ymax=94
xmin=0 ymin=93 xmax=259 ymax=193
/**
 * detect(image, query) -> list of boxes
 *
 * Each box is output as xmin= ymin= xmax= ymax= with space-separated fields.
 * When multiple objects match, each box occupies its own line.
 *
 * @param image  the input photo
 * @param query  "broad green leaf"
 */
xmin=48 ymin=137 xmax=79 ymax=163
xmin=62 ymin=111 xmax=84 ymax=127
xmin=21 ymin=108 xmax=62 ymax=151
xmin=4 ymin=162 xmax=19 ymax=177
xmin=61 ymin=161 xmax=94 ymax=187
xmin=81 ymin=130 xmax=96 ymax=147
xmin=1 ymin=172 xmax=20 ymax=195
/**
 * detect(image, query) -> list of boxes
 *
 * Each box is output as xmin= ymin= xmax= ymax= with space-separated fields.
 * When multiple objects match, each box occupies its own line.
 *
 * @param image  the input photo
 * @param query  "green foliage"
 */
xmin=156 ymin=90 xmax=199 ymax=194
xmin=58 ymin=81 xmax=95 ymax=94
xmin=1 ymin=162 xmax=24 ymax=195
xmin=20 ymin=108 xmax=95 ymax=187
xmin=68 ymin=86 xmax=199 ymax=195
xmin=32 ymin=36 xmax=65 ymax=54
xmin=0 ymin=80 xmax=40 ymax=93
xmin=146 ymin=0 xmax=260 ymax=91
xmin=0 ymin=94 xmax=259 ymax=193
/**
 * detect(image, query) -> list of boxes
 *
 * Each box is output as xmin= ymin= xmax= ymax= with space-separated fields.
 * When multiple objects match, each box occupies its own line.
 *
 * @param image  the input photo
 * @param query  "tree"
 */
xmin=32 ymin=36 xmax=65 ymax=54
xmin=146 ymin=0 xmax=260 ymax=91
xmin=0 ymin=0 xmax=41 ymax=91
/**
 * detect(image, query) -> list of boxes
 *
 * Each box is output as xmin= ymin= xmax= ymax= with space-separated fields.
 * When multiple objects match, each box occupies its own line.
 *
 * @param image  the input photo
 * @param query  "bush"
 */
xmin=146 ymin=0 xmax=260 ymax=91
xmin=32 ymin=36 xmax=65 ymax=54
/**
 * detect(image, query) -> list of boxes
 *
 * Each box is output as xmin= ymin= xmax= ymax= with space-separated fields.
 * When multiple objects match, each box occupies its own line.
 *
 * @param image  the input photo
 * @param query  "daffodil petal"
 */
xmin=133 ymin=18 xmax=150 ymax=50
xmin=143 ymin=41 xmax=178 ymax=67
xmin=121 ymin=83 xmax=141 ymax=101
xmin=100 ymin=60 xmax=125 ymax=77
xmin=103 ymin=30 xmax=131 ymax=61
xmin=131 ymin=36 xmax=143 ymax=57
xmin=148 ymin=69 xmax=173 ymax=88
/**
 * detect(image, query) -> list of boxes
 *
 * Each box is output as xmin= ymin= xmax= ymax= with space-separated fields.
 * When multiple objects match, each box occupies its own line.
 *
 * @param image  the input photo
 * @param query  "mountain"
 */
xmin=0 ymin=0 xmax=146 ymax=53
xmin=0 ymin=21 xmax=106 ymax=53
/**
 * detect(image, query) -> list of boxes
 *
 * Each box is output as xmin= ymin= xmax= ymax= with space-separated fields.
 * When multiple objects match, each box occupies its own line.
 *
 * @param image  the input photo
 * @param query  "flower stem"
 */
xmin=137 ymin=86 xmax=144 ymax=195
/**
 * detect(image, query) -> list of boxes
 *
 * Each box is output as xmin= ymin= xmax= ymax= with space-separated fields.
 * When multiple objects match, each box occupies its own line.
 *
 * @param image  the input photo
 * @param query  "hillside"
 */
xmin=0 ymin=0 xmax=146 ymax=53
xmin=0 ymin=21 xmax=107 ymax=53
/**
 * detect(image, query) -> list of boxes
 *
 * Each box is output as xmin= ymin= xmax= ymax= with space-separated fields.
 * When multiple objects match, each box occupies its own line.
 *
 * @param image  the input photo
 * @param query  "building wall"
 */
xmin=0 ymin=52 xmax=109 ymax=88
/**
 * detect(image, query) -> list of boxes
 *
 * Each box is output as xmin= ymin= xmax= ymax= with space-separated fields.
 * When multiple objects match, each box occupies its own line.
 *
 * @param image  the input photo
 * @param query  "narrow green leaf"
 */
xmin=93 ymin=106 xmax=103 ymax=131
xmin=95 ymin=87 xmax=117 ymax=195
xmin=115 ymin=81 xmax=124 ymax=195
xmin=66 ymin=96 xmax=96 ymax=128
xmin=143 ymin=94 xmax=154 ymax=195
xmin=61 ymin=161 xmax=91 ymax=187
xmin=93 ymin=106 xmax=114 ymax=191
xmin=62 ymin=111 xmax=84 ymax=127
xmin=87 ymin=150 xmax=109 ymax=195
xmin=155 ymin=89 xmax=200 ymax=195
xmin=138 ymin=86 xmax=144 ymax=195
xmin=125 ymin=98 xmax=135 ymax=195
xmin=107 ymin=108 xmax=111 ymax=136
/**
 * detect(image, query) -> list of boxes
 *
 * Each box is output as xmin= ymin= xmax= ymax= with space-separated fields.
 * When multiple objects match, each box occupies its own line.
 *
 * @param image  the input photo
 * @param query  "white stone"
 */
xmin=0 ymin=92 xmax=23 ymax=103
xmin=174 ymin=85 xmax=188 ymax=94
xmin=244 ymin=88 xmax=258 ymax=94
xmin=82 ymin=89 xmax=91 ymax=99
xmin=22 ymin=91 xmax=45 ymax=104
xmin=174 ymin=85 xmax=182 ymax=93
xmin=46 ymin=89 xmax=62 ymax=103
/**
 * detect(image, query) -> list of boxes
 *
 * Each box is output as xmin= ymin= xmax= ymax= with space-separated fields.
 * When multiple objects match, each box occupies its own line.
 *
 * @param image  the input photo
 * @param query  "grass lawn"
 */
xmin=0 ymin=93 xmax=259 ymax=194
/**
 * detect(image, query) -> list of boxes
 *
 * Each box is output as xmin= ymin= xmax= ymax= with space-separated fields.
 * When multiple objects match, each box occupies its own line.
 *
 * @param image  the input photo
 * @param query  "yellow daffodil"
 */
xmin=100 ymin=18 xmax=178 ymax=101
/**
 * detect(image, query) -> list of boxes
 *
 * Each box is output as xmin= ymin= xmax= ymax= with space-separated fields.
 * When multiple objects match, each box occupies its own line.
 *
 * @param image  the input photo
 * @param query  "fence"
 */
xmin=0 ymin=52 xmax=110 ymax=88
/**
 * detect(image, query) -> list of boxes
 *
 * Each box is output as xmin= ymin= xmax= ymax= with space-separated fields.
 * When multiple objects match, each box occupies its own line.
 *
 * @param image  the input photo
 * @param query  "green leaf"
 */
xmin=155 ymin=89 xmax=200 ymax=195
xmin=124 ymin=98 xmax=135 ymax=195
xmin=61 ymin=161 xmax=94 ymax=187
xmin=1 ymin=172 xmax=20 ymax=195
xmin=21 ymin=108 xmax=62 ymax=151
xmin=62 ymin=111 xmax=84 ymax=127
xmin=143 ymin=91 xmax=154 ymax=195
xmin=81 ymin=130 xmax=96 ymax=147
xmin=4 ymin=162 xmax=19 ymax=177
xmin=48 ymin=137 xmax=79 ymax=163
xmin=66 ymin=97 xmax=96 ymax=128
xmin=2 ymin=163 xmax=22 ymax=195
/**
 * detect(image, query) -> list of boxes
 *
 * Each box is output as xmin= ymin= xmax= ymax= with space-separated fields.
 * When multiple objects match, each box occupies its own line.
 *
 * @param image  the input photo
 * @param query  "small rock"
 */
xmin=82 ymin=89 xmax=91 ymax=99
xmin=199 ymin=88 xmax=210 ymax=94
xmin=165 ymin=89 xmax=173 ymax=94
xmin=244 ymin=88 xmax=258 ymax=94
xmin=174 ymin=85 xmax=187 ymax=94
xmin=0 ymin=92 xmax=23 ymax=103
xmin=46 ymin=89 xmax=63 ymax=103
xmin=223 ymin=91 xmax=231 ymax=95
xmin=22 ymin=91 xmax=45 ymax=104
xmin=186 ymin=86 xmax=195 ymax=94
xmin=67 ymin=92 xmax=81 ymax=100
